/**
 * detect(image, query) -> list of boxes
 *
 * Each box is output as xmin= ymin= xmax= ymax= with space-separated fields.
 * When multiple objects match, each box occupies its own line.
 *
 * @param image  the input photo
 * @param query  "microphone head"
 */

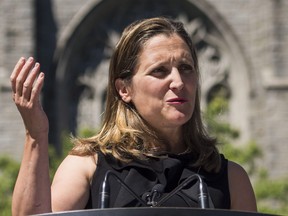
xmin=152 ymin=184 xmax=165 ymax=193
xmin=142 ymin=184 xmax=165 ymax=206
xmin=99 ymin=174 xmax=111 ymax=208
xmin=142 ymin=192 xmax=151 ymax=202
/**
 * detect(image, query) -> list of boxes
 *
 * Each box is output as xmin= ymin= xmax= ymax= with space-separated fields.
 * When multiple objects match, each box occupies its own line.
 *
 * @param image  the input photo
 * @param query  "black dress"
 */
xmin=86 ymin=151 xmax=230 ymax=209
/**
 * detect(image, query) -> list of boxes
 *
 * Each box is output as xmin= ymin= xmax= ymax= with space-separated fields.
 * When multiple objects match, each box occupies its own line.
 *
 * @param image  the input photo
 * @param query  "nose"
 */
xmin=169 ymin=68 xmax=184 ymax=91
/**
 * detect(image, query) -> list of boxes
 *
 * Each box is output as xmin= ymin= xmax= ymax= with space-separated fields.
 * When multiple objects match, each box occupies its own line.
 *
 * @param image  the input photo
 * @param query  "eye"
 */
xmin=150 ymin=66 xmax=169 ymax=77
xmin=178 ymin=64 xmax=194 ymax=74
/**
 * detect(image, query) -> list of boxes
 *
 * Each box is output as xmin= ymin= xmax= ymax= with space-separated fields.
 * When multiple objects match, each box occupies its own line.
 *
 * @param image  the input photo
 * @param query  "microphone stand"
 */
xmin=100 ymin=171 xmax=209 ymax=209
xmin=99 ymin=170 xmax=148 ymax=208
xmin=155 ymin=174 xmax=210 ymax=209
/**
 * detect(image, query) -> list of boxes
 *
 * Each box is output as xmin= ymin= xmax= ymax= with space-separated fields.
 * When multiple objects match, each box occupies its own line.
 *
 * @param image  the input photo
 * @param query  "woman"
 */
xmin=11 ymin=17 xmax=257 ymax=215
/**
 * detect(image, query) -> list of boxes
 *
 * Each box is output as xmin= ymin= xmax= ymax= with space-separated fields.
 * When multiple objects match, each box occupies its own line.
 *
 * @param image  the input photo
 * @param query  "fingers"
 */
xmin=10 ymin=57 xmax=45 ymax=103
xmin=22 ymin=62 xmax=41 ymax=101
xmin=10 ymin=57 xmax=26 ymax=94
xmin=16 ymin=57 xmax=36 ymax=96
xmin=30 ymin=72 xmax=45 ymax=102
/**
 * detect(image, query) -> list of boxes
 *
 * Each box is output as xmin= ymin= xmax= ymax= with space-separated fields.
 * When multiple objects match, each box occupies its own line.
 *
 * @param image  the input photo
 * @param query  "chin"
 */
xmin=172 ymin=112 xmax=192 ymax=121
xmin=169 ymin=117 xmax=190 ymax=126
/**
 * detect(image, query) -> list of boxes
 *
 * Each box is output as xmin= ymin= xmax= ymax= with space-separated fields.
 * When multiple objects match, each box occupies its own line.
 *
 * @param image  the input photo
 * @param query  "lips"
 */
xmin=166 ymin=98 xmax=188 ymax=104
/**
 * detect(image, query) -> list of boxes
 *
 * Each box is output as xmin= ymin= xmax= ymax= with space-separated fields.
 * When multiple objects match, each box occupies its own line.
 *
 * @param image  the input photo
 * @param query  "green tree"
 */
xmin=204 ymin=96 xmax=288 ymax=215
xmin=0 ymin=156 xmax=20 ymax=215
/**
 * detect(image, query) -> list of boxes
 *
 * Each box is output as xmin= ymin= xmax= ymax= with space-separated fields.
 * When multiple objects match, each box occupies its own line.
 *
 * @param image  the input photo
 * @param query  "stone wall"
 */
xmin=0 ymin=0 xmax=34 ymax=160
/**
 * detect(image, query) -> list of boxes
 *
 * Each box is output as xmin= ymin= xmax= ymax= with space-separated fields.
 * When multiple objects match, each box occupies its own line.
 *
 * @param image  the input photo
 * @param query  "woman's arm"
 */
xmin=12 ymin=133 xmax=51 ymax=215
xmin=11 ymin=57 xmax=97 ymax=215
xmin=228 ymin=161 xmax=257 ymax=212
xmin=11 ymin=57 xmax=51 ymax=215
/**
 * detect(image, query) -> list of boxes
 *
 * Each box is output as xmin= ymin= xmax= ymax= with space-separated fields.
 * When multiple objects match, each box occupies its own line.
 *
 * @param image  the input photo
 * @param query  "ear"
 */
xmin=115 ymin=78 xmax=132 ymax=103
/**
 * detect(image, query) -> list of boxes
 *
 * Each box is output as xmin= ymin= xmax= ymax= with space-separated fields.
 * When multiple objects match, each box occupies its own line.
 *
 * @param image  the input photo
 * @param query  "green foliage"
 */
xmin=204 ymin=95 xmax=288 ymax=215
xmin=219 ymin=141 xmax=262 ymax=175
xmin=256 ymin=177 xmax=288 ymax=200
xmin=255 ymin=176 xmax=288 ymax=215
xmin=79 ymin=128 xmax=98 ymax=138
xmin=204 ymin=96 xmax=239 ymax=141
xmin=0 ymin=155 xmax=20 ymax=216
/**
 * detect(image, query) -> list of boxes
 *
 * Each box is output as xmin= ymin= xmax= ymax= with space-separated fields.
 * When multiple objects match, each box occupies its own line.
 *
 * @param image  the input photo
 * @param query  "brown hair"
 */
xmin=70 ymin=17 xmax=221 ymax=172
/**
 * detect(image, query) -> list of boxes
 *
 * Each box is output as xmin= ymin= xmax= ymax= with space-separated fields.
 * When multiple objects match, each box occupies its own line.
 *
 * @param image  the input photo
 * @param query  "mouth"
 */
xmin=166 ymin=98 xmax=188 ymax=104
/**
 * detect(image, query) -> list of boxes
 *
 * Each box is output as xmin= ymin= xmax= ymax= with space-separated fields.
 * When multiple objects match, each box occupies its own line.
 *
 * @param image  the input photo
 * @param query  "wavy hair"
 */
xmin=70 ymin=17 xmax=221 ymax=172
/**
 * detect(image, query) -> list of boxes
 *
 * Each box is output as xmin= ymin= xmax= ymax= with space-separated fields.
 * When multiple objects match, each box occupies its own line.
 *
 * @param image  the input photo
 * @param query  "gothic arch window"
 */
xmin=52 ymin=0 xmax=251 ymax=147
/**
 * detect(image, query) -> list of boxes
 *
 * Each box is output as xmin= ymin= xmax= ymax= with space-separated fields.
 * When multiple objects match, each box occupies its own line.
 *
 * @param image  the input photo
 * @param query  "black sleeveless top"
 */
xmin=86 ymin=152 xmax=230 ymax=209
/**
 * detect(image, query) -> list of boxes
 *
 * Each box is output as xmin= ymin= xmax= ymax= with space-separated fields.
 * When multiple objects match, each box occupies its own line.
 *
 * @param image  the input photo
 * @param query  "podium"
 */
xmin=34 ymin=207 xmax=278 ymax=216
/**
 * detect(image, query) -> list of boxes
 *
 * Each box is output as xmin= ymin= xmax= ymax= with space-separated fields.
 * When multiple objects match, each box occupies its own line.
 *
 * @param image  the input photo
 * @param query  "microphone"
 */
xmin=142 ymin=184 xmax=165 ymax=207
xmin=99 ymin=171 xmax=110 ymax=208
xmin=198 ymin=177 xmax=209 ymax=208
xmin=155 ymin=174 xmax=210 ymax=209
xmin=99 ymin=170 xmax=148 ymax=208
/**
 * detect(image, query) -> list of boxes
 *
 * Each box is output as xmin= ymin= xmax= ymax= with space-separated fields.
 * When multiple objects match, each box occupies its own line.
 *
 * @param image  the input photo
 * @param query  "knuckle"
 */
xmin=10 ymin=75 xmax=16 ymax=83
xmin=31 ymin=88 xmax=38 ymax=95
xmin=16 ymin=77 xmax=24 ymax=85
xmin=23 ymin=82 xmax=30 ymax=88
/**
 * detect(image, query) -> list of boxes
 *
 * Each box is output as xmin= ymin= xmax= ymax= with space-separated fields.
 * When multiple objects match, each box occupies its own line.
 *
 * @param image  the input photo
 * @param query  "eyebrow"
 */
xmin=149 ymin=51 xmax=193 ymax=63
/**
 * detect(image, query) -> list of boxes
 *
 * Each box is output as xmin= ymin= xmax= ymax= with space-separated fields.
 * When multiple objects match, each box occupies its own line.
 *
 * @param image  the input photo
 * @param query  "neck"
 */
xmin=168 ymin=142 xmax=187 ymax=154
xmin=160 ymin=129 xmax=187 ymax=154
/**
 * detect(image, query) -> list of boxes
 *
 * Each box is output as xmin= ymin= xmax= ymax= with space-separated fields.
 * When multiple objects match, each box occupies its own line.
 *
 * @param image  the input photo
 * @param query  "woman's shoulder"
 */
xmin=227 ymin=160 xmax=246 ymax=176
xmin=227 ymin=160 xmax=251 ymax=185
xmin=51 ymin=154 xmax=98 ymax=210
xmin=64 ymin=154 xmax=98 ymax=167
xmin=227 ymin=160 xmax=257 ymax=211
xmin=55 ymin=154 xmax=98 ymax=183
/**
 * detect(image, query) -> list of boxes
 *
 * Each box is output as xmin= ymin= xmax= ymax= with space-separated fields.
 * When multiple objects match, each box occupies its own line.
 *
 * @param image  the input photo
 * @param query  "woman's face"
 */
xmin=118 ymin=34 xmax=198 ymax=138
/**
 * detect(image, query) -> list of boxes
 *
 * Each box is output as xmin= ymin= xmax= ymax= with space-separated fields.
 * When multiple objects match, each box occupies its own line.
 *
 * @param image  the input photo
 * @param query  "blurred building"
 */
xmin=0 ymin=0 xmax=288 ymax=178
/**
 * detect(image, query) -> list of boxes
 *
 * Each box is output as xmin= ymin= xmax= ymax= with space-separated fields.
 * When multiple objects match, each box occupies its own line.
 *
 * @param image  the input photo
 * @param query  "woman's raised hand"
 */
xmin=10 ymin=57 xmax=49 ymax=138
xmin=11 ymin=57 xmax=52 ymax=215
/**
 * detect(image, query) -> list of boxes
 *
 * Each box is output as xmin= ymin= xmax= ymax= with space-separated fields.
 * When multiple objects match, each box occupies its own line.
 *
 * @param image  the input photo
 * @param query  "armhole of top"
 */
xmin=85 ymin=153 xmax=99 ymax=209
